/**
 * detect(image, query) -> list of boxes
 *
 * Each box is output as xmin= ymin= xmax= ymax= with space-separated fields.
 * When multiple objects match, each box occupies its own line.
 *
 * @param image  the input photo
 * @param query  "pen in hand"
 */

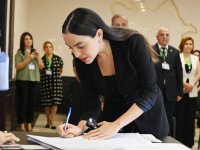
xmin=64 ymin=107 xmax=72 ymax=130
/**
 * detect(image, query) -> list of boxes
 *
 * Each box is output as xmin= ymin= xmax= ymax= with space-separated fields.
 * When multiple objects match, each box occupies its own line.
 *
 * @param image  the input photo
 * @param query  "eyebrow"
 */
xmin=65 ymin=42 xmax=82 ymax=49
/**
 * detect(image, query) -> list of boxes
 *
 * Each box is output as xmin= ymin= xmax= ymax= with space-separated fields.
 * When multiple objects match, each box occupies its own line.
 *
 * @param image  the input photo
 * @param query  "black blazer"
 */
xmin=153 ymin=44 xmax=183 ymax=101
xmin=75 ymin=34 xmax=169 ymax=138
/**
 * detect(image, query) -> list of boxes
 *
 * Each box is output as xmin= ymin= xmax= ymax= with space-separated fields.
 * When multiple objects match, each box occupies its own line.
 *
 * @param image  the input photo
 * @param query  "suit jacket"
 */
xmin=153 ymin=44 xmax=183 ymax=101
xmin=75 ymin=34 xmax=169 ymax=138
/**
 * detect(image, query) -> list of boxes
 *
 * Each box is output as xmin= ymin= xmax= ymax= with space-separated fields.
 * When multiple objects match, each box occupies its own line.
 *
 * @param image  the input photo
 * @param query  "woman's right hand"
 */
xmin=29 ymin=51 xmax=37 ymax=59
xmin=56 ymin=123 xmax=83 ymax=138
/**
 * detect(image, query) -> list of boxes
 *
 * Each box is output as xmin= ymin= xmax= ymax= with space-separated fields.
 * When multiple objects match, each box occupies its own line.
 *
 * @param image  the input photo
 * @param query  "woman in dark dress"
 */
xmin=57 ymin=8 xmax=168 ymax=140
xmin=40 ymin=41 xmax=64 ymax=129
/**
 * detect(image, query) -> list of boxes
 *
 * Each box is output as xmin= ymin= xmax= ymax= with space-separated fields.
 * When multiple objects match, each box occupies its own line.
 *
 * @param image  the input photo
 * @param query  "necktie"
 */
xmin=160 ymin=47 xmax=167 ymax=58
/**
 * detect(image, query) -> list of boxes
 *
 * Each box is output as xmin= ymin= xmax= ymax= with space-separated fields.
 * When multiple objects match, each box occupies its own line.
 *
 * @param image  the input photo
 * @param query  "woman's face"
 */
xmin=44 ymin=43 xmax=53 ymax=55
xmin=183 ymin=40 xmax=193 ymax=53
xmin=63 ymin=30 xmax=102 ymax=64
xmin=24 ymin=35 xmax=32 ymax=48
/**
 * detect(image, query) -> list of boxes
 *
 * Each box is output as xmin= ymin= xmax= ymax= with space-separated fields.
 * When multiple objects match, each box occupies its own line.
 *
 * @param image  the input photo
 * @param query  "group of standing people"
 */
xmin=15 ymin=32 xmax=63 ymax=131
xmin=154 ymin=28 xmax=200 ymax=148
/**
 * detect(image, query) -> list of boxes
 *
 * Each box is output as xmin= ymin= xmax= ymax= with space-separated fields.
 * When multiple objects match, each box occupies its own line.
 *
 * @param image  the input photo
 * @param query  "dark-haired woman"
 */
xmin=15 ymin=32 xmax=43 ymax=132
xmin=57 ymin=8 xmax=169 ymax=140
xmin=174 ymin=37 xmax=200 ymax=148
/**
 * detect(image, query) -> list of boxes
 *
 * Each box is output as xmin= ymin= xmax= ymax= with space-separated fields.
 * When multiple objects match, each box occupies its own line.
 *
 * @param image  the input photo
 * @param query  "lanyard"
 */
xmin=46 ymin=55 xmax=53 ymax=69
xmin=185 ymin=57 xmax=192 ymax=73
xmin=185 ymin=57 xmax=191 ymax=65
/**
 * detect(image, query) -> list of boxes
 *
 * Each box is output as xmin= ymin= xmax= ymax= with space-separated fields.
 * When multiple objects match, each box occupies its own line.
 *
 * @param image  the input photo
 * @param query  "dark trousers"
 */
xmin=16 ymin=80 xmax=39 ymax=124
xmin=162 ymin=91 xmax=176 ymax=136
xmin=174 ymin=94 xmax=196 ymax=148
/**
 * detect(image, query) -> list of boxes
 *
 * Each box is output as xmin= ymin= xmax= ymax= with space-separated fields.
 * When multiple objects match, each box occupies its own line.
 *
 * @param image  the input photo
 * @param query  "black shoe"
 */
xmin=45 ymin=124 xmax=50 ymax=128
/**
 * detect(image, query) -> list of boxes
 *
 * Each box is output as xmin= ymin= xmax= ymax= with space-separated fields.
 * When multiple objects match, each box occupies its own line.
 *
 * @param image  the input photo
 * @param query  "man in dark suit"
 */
xmin=153 ymin=27 xmax=183 ymax=136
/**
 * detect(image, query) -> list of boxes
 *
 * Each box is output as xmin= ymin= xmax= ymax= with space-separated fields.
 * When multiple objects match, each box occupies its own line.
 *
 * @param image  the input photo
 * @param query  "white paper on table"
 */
xmin=123 ymin=143 xmax=191 ymax=150
xmin=0 ymin=144 xmax=21 ymax=149
xmin=0 ymin=144 xmax=48 ymax=150
xmin=27 ymin=133 xmax=150 ymax=150
xmin=21 ymin=144 xmax=49 ymax=149
xmin=141 ymin=134 xmax=162 ymax=143
xmin=27 ymin=133 xmax=190 ymax=150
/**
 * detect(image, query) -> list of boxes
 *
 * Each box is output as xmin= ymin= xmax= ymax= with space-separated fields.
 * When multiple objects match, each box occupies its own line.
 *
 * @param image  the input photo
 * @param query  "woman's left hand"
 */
xmin=0 ymin=131 xmax=20 ymax=145
xmin=83 ymin=121 xmax=121 ymax=140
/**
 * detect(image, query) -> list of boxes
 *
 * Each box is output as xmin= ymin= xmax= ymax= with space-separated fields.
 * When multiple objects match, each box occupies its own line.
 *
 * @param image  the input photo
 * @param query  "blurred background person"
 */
xmin=40 ymin=41 xmax=64 ymax=129
xmin=174 ymin=37 xmax=200 ymax=148
xmin=153 ymin=27 xmax=183 ymax=136
xmin=111 ymin=14 xmax=128 ymax=28
xmin=191 ymin=50 xmax=200 ymax=128
xmin=15 ymin=32 xmax=43 ymax=132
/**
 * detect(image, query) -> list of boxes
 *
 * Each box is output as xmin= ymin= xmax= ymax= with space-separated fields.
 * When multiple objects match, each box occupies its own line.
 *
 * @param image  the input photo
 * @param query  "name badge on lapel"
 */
xmin=46 ymin=69 xmax=52 ymax=75
xmin=29 ymin=64 xmax=35 ymax=70
xmin=162 ymin=62 xmax=170 ymax=70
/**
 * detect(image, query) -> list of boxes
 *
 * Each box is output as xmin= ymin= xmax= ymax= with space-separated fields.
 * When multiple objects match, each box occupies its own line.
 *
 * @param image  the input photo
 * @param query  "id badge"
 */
xmin=29 ymin=64 xmax=35 ymax=70
xmin=162 ymin=62 xmax=170 ymax=70
xmin=46 ymin=69 xmax=52 ymax=75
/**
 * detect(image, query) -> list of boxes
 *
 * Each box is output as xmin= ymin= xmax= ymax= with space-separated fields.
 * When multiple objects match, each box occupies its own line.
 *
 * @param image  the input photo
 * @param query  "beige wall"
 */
xmin=13 ymin=0 xmax=200 ymax=76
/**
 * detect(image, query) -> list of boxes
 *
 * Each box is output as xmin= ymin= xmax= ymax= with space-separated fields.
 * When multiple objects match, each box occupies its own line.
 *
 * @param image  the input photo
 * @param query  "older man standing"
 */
xmin=111 ymin=14 xmax=128 ymax=28
xmin=153 ymin=27 xmax=183 ymax=136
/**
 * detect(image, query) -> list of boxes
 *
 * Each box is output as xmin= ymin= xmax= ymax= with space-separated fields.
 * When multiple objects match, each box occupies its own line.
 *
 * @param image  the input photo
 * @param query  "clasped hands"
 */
xmin=57 ymin=121 xmax=121 ymax=140
xmin=183 ymin=83 xmax=194 ymax=93
xmin=29 ymin=50 xmax=40 ymax=60
xmin=0 ymin=131 xmax=20 ymax=146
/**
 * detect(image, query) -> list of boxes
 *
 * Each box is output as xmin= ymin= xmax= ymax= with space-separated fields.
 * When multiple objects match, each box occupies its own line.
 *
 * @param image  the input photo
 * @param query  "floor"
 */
xmin=193 ymin=128 xmax=199 ymax=150
xmin=33 ymin=113 xmax=65 ymax=133
xmin=33 ymin=113 xmax=199 ymax=149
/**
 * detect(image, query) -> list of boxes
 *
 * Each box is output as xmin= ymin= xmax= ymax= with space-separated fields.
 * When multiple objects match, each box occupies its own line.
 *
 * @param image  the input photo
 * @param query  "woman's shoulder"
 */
xmin=15 ymin=49 xmax=22 ymax=56
xmin=128 ymin=33 xmax=144 ymax=42
xmin=191 ymin=54 xmax=199 ymax=61
xmin=53 ymin=54 xmax=62 ymax=60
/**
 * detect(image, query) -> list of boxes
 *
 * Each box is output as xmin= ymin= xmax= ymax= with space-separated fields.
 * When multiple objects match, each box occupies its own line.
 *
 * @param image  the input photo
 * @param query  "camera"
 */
xmin=30 ymin=48 xmax=36 ymax=54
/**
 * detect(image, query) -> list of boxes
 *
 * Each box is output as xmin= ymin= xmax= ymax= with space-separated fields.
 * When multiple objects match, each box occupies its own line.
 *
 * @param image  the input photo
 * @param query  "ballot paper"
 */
xmin=27 ymin=133 xmax=190 ymax=150
xmin=141 ymin=134 xmax=162 ymax=143
xmin=123 ymin=143 xmax=190 ymax=150
xmin=27 ymin=133 xmax=150 ymax=150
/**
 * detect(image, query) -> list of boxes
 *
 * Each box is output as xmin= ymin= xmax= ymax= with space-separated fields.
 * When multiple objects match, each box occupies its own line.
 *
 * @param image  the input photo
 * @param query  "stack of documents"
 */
xmin=27 ymin=133 xmax=190 ymax=150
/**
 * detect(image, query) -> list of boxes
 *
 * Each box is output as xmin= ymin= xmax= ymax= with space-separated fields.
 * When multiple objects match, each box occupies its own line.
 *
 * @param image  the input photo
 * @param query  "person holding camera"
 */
xmin=15 ymin=32 xmax=43 ymax=132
